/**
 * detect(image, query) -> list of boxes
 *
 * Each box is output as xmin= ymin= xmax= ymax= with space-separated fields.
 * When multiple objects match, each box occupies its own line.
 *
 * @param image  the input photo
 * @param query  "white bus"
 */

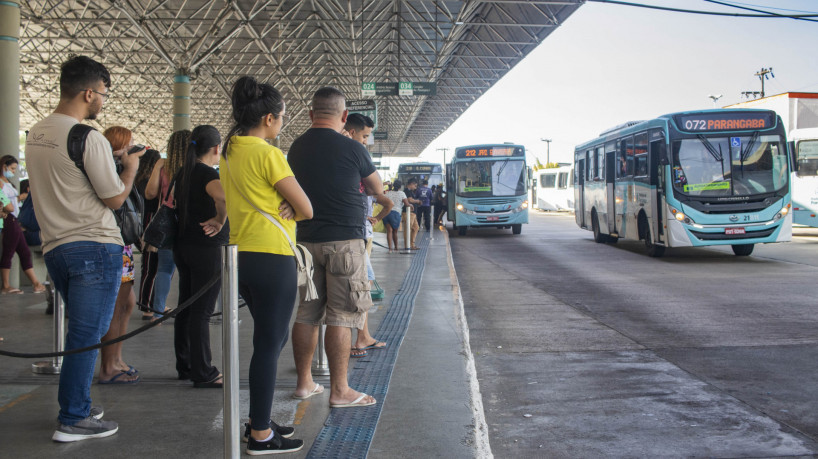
xmin=534 ymin=165 xmax=574 ymax=211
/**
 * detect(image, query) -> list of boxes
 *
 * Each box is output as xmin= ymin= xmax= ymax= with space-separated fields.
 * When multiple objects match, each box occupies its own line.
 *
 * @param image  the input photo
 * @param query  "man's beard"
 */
xmin=86 ymin=100 xmax=102 ymax=120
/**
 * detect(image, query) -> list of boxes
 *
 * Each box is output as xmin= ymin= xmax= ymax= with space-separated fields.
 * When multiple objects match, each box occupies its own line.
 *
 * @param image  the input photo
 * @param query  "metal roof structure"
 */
xmin=18 ymin=0 xmax=582 ymax=156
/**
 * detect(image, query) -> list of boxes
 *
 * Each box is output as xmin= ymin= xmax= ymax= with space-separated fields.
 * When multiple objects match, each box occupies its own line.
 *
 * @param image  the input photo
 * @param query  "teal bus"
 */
xmin=574 ymin=109 xmax=792 ymax=257
xmin=396 ymin=162 xmax=444 ymax=189
xmin=446 ymin=144 xmax=530 ymax=235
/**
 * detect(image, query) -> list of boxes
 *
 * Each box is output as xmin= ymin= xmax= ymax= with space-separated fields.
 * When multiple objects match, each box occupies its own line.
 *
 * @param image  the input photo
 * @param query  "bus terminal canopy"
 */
xmin=18 ymin=0 xmax=582 ymax=156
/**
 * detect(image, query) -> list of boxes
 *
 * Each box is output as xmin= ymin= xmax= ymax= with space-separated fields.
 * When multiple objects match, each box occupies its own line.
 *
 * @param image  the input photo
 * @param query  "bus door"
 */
xmin=649 ymin=131 xmax=666 ymax=243
xmin=576 ymin=157 xmax=586 ymax=227
xmin=445 ymin=163 xmax=454 ymax=222
xmin=613 ymin=138 xmax=630 ymax=237
xmin=605 ymin=147 xmax=616 ymax=234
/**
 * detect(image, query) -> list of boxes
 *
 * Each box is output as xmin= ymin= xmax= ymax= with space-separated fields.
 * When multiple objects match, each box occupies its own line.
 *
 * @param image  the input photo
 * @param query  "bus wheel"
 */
xmin=731 ymin=244 xmax=754 ymax=256
xmin=458 ymin=226 xmax=467 ymax=236
xmin=644 ymin=226 xmax=665 ymax=257
xmin=512 ymin=224 xmax=522 ymax=235
xmin=592 ymin=212 xmax=605 ymax=243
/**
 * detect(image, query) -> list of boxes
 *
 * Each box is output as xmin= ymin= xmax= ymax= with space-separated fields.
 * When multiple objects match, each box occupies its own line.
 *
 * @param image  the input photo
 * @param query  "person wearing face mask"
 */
xmin=0 ymin=155 xmax=46 ymax=294
xmin=172 ymin=125 xmax=229 ymax=389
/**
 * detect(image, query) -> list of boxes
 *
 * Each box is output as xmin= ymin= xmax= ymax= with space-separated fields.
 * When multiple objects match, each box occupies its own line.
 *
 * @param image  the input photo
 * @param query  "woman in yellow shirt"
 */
xmin=219 ymin=76 xmax=312 ymax=455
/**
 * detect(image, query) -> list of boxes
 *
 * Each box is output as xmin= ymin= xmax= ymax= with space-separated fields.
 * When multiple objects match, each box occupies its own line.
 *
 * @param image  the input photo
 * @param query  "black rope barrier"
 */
xmin=0 ymin=271 xmax=222 ymax=359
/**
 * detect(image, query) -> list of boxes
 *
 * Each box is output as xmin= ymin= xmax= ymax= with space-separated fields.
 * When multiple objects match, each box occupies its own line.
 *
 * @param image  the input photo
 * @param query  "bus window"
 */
xmin=635 ymin=154 xmax=648 ymax=177
xmin=623 ymin=136 xmax=634 ymax=176
xmin=541 ymin=173 xmax=556 ymax=188
xmin=558 ymin=172 xmax=569 ymax=189
xmin=586 ymin=150 xmax=593 ymax=182
xmin=796 ymin=140 xmax=818 ymax=177
xmin=596 ymin=147 xmax=604 ymax=181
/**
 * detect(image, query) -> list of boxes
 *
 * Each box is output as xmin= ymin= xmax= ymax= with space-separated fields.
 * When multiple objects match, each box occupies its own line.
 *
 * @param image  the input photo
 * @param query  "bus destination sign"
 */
xmin=675 ymin=112 xmax=774 ymax=132
xmin=401 ymin=165 xmax=436 ymax=173
xmin=456 ymin=146 xmax=523 ymax=158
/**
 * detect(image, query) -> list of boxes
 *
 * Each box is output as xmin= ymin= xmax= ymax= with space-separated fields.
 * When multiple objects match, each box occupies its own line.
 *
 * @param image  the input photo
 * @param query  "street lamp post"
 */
xmin=540 ymin=138 xmax=551 ymax=166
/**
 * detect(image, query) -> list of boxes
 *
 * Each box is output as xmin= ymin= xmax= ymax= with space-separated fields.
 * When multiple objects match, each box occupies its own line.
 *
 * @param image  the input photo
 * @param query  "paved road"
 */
xmin=449 ymin=212 xmax=818 ymax=458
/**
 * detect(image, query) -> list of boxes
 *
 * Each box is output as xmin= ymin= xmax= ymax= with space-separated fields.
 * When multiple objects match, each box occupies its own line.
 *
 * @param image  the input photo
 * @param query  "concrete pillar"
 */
xmin=0 ymin=1 xmax=20 ymax=160
xmin=173 ymin=70 xmax=191 ymax=131
xmin=0 ymin=0 xmax=20 ymax=289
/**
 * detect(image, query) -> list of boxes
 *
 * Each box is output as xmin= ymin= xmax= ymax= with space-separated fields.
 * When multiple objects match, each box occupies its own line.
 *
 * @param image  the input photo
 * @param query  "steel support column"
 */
xmin=0 ymin=1 xmax=20 ymax=161
xmin=173 ymin=70 xmax=191 ymax=131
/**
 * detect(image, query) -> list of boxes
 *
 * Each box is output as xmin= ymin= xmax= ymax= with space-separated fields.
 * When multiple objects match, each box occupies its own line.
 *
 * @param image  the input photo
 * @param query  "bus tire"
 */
xmin=644 ymin=226 xmax=665 ymax=257
xmin=458 ymin=226 xmax=467 ymax=236
xmin=592 ymin=212 xmax=606 ymax=243
xmin=731 ymin=244 xmax=754 ymax=256
xmin=512 ymin=224 xmax=522 ymax=235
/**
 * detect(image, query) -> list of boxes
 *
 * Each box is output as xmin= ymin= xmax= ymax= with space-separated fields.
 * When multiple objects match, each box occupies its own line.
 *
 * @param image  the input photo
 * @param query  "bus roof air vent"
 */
xmin=599 ymin=121 xmax=646 ymax=137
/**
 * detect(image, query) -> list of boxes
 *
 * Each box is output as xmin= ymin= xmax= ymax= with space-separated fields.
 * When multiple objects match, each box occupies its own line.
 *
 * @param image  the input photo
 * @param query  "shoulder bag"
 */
xmin=142 ymin=177 xmax=177 ymax=249
xmin=223 ymin=155 xmax=318 ymax=301
xmin=67 ymin=124 xmax=144 ymax=246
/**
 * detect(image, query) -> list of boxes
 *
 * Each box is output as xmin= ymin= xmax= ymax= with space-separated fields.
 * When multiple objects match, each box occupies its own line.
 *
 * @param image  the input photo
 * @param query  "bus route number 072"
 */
xmin=684 ymin=119 xmax=708 ymax=131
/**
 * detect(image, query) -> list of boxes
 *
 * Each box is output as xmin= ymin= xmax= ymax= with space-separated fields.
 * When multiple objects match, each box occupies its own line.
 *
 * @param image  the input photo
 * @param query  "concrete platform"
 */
xmin=0 ymin=229 xmax=485 ymax=458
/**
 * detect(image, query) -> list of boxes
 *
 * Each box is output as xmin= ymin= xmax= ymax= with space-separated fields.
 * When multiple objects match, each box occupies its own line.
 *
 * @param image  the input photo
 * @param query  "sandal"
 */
xmin=1 ymin=288 xmax=23 ymax=295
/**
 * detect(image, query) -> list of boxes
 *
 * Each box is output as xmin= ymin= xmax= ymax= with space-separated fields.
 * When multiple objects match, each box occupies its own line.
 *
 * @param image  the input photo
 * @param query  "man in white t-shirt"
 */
xmin=25 ymin=55 xmax=144 ymax=443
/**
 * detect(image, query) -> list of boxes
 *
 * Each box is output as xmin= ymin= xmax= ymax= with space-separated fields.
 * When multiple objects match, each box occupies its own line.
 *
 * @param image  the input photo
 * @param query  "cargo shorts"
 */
xmin=295 ymin=239 xmax=372 ymax=329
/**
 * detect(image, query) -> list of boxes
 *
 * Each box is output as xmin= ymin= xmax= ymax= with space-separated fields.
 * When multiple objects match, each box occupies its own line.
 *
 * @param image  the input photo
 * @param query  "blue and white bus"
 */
xmin=447 ymin=144 xmax=530 ymax=235
xmin=574 ymin=109 xmax=792 ymax=257
xmin=396 ymin=162 xmax=444 ymax=189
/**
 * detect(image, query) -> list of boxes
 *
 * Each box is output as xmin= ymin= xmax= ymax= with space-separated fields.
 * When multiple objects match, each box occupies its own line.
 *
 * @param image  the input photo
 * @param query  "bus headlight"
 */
xmin=522 ymin=200 xmax=529 ymax=209
xmin=671 ymin=207 xmax=694 ymax=224
xmin=456 ymin=203 xmax=464 ymax=211
xmin=781 ymin=203 xmax=791 ymax=216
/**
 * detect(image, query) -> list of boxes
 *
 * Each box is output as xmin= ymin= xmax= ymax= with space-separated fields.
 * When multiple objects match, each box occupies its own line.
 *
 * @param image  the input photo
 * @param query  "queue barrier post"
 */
xmin=31 ymin=288 xmax=64 ymax=375
xmin=222 ymin=245 xmax=240 ymax=459
xmin=401 ymin=208 xmax=414 ymax=254
xmin=312 ymin=325 xmax=330 ymax=376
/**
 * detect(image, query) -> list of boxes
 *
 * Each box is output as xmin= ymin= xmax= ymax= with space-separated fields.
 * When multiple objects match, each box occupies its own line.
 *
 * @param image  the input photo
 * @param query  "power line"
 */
xmin=704 ymin=0 xmax=818 ymax=22
xmin=716 ymin=1 xmax=818 ymax=14
xmin=587 ymin=0 xmax=818 ymax=21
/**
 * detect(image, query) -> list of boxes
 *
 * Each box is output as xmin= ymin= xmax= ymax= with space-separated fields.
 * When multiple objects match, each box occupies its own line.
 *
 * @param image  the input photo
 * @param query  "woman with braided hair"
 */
xmin=143 ymin=130 xmax=190 ymax=322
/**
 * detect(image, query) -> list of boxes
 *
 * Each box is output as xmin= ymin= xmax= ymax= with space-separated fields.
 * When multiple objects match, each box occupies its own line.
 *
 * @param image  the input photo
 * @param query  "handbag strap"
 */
xmin=223 ymin=153 xmax=300 ymax=262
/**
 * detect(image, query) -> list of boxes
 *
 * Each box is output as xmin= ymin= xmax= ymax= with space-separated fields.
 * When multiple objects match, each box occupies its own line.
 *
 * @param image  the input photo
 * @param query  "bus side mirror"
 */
xmin=527 ymin=167 xmax=533 ymax=182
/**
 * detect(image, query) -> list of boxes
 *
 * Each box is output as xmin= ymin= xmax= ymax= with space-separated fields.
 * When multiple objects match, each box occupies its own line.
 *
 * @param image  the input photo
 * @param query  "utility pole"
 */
xmin=436 ymin=147 xmax=449 ymax=168
xmin=742 ymin=67 xmax=774 ymax=100
xmin=540 ymin=138 xmax=551 ymax=166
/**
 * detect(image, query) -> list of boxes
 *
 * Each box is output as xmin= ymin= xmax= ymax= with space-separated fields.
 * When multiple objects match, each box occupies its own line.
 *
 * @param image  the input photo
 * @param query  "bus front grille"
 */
xmin=689 ymin=228 xmax=776 ymax=241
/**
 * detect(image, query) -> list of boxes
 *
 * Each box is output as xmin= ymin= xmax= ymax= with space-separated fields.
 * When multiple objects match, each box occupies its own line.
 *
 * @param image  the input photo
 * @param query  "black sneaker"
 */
xmin=52 ymin=416 xmax=118 ymax=442
xmin=246 ymin=432 xmax=303 ymax=455
xmin=243 ymin=420 xmax=294 ymax=442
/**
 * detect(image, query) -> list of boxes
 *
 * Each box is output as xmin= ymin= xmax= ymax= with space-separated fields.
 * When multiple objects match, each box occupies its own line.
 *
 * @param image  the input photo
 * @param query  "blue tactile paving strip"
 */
xmin=306 ymin=233 xmax=431 ymax=459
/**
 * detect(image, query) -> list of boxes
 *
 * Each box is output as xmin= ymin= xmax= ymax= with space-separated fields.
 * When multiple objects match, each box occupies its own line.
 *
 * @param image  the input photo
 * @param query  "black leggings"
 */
xmin=239 ymin=252 xmax=297 ymax=431
xmin=173 ymin=243 xmax=222 ymax=383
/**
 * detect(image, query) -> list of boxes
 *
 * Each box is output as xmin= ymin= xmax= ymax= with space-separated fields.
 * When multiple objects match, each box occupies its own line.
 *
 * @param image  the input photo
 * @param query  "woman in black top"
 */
xmin=173 ymin=125 xmax=228 ymax=387
xmin=135 ymin=149 xmax=161 ymax=320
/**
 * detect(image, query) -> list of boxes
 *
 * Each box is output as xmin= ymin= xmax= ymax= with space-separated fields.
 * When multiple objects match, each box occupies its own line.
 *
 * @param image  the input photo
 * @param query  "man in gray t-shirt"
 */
xmin=26 ymin=56 xmax=144 ymax=443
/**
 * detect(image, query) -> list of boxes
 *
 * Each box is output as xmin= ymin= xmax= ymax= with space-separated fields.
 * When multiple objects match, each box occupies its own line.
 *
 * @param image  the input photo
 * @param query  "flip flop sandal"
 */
xmin=292 ymin=383 xmax=325 ymax=400
xmin=350 ymin=348 xmax=368 ymax=358
xmin=330 ymin=393 xmax=377 ymax=408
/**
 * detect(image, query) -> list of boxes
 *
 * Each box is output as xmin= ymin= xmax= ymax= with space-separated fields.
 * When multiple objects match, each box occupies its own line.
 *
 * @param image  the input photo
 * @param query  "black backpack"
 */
xmin=67 ymin=124 xmax=144 ymax=246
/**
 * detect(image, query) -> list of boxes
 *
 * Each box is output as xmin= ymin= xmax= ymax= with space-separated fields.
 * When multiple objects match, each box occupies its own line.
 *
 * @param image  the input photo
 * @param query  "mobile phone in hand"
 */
xmin=127 ymin=145 xmax=145 ymax=154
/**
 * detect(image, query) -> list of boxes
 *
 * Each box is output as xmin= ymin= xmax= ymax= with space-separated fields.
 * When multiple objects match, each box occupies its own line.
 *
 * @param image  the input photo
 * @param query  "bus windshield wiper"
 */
xmin=740 ymin=131 xmax=760 ymax=163
xmin=697 ymin=135 xmax=723 ymax=162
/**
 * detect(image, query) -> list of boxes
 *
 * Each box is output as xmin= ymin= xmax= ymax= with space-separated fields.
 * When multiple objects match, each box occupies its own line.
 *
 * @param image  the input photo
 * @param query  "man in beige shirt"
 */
xmin=25 ymin=55 xmax=144 ymax=442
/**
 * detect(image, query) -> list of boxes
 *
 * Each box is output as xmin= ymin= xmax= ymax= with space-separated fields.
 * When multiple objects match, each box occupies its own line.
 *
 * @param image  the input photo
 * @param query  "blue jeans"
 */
xmin=45 ymin=241 xmax=122 ymax=426
xmin=152 ymin=248 xmax=176 ymax=318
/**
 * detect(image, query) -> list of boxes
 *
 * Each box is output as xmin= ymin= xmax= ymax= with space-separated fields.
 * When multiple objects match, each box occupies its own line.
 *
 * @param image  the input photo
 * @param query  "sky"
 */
xmin=379 ymin=0 xmax=818 ymax=176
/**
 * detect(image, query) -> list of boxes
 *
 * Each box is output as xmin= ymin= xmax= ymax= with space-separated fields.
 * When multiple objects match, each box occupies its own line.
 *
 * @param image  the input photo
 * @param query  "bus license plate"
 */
xmin=487 ymin=216 xmax=499 ymax=222
xmin=725 ymin=227 xmax=745 ymax=235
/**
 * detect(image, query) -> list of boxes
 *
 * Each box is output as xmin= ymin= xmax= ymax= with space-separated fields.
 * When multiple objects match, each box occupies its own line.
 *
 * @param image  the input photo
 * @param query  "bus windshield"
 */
xmin=456 ymin=159 xmax=526 ymax=197
xmin=671 ymin=134 xmax=788 ymax=197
